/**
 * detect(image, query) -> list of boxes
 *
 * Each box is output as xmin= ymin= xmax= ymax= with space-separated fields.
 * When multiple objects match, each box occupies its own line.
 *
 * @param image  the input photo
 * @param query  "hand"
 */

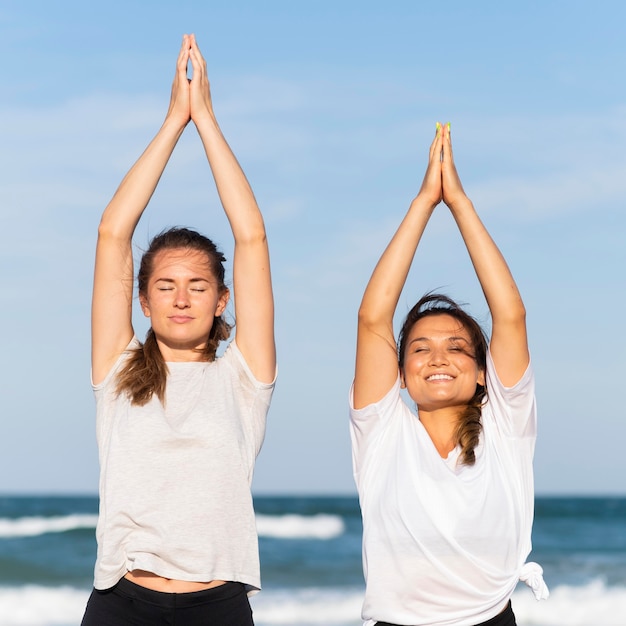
xmin=164 ymin=35 xmax=192 ymax=128
xmin=441 ymin=122 xmax=469 ymax=209
xmin=188 ymin=34 xmax=215 ymax=123
xmin=415 ymin=123 xmax=443 ymax=209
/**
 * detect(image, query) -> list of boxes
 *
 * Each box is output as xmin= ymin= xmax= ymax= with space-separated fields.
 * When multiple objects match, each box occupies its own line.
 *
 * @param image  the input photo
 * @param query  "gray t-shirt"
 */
xmin=92 ymin=338 xmax=275 ymax=592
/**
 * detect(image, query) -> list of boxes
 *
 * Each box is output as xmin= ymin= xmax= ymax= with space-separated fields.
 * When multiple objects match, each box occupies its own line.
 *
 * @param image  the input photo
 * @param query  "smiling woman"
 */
xmin=82 ymin=35 xmax=276 ymax=626
xmin=397 ymin=296 xmax=487 ymax=462
xmin=349 ymin=123 xmax=548 ymax=626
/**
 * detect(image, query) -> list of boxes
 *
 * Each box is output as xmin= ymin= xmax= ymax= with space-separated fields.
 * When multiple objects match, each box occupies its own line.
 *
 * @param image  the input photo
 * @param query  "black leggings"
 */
xmin=376 ymin=600 xmax=516 ymax=626
xmin=81 ymin=577 xmax=254 ymax=626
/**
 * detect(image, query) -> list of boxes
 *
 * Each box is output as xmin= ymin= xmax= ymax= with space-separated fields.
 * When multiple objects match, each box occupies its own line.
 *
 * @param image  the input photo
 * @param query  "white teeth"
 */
xmin=427 ymin=374 xmax=453 ymax=381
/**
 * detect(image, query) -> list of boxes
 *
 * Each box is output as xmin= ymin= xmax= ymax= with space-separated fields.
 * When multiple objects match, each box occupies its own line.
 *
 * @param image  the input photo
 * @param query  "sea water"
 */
xmin=0 ymin=496 xmax=625 ymax=625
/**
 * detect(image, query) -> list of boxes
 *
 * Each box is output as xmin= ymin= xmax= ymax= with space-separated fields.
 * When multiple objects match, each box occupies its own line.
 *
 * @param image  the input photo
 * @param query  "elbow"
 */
xmin=96 ymin=216 xmax=132 ymax=243
xmin=357 ymin=305 xmax=387 ymax=332
xmin=96 ymin=220 xmax=114 ymax=240
xmin=237 ymin=226 xmax=268 ymax=248
xmin=498 ymin=287 xmax=526 ymax=325
xmin=497 ymin=298 xmax=526 ymax=328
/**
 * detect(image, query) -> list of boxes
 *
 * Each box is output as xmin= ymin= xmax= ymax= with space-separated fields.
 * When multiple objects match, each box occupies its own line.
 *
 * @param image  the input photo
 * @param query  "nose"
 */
xmin=428 ymin=347 xmax=449 ymax=366
xmin=174 ymin=289 xmax=191 ymax=309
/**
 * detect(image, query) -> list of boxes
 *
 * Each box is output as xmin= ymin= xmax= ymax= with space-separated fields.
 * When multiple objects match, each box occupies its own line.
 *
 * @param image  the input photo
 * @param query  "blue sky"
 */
xmin=1 ymin=0 xmax=624 ymax=495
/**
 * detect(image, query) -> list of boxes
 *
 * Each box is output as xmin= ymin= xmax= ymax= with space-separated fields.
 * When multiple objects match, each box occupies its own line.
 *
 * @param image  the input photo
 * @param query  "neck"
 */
xmin=417 ymin=406 xmax=461 ymax=458
xmin=155 ymin=338 xmax=209 ymax=362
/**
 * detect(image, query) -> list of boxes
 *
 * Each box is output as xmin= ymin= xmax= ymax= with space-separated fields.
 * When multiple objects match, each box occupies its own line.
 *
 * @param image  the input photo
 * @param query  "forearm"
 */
xmin=194 ymin=113 xmax=266 ymax=243
xmin=99 ymin=118 xmax=186 ymax=241
xmin=360 ymin=195 xmax=436 ymax=326
xmin=449 ymin=197 xmax=525 ymax=323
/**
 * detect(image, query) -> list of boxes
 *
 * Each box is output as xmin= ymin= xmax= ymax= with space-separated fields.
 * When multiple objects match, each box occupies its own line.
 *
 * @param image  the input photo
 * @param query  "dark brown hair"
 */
xmin=116 ymin=227 xmax=232 ymax=406
xmin=398 ymin=293 xmax=488 ymax=466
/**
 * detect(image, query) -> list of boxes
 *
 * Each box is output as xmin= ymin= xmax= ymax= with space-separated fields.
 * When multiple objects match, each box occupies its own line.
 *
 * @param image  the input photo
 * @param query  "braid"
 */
xmin=454 ymin=384 xmax=487 ymax=466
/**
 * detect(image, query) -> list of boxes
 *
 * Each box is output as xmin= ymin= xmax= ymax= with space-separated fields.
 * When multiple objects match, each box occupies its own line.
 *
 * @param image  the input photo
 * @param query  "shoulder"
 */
xmin=220 ymin=340 xmax=276 ymax=392
xmin=350 ymin=374 xmax=409 ymax=445
xmin=350 ymin=374 xmax=402 ymax=418
xmin=485 ymin=346 xmax=534 ymax=398
xmin=92 ymin=336 xmax=141 ymax=392
xmin=483 ymin=347 xmax=536 ymax=438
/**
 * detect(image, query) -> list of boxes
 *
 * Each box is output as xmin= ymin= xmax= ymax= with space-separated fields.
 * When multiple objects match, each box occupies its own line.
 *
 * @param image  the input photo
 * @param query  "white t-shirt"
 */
xmin=350 ymin=350 xmax=547 ymax=626
xmin=93 ymin=338 xmax=275 ymax=592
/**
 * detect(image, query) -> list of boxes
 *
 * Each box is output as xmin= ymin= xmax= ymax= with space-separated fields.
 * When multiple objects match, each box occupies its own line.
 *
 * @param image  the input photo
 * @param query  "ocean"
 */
xmin=0 ymin=495 xmax=625 ymax=626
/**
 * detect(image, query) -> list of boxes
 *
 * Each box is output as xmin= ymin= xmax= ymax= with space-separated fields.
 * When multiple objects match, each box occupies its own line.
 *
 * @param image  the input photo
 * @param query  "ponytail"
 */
xmin=115 ymin=329 xmax=168 ymax=406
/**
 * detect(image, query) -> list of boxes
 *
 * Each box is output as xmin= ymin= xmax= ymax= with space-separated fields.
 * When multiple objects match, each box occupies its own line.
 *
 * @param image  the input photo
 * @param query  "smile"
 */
xmin=426 ymin=374 xmax=454 ymax=381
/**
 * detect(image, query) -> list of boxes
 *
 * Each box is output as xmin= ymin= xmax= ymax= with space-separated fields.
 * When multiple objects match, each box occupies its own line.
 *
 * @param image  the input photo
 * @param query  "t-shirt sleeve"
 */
xmin=91 ymin=336 xmax=141 ymax=392
xmin=223 ymin=340 xmax=276 ymax=454
xmin=484 ymin=347 xmax=536 ymax=439
xmin=224 ymin=339 xmax=277 ymax=391
xmin=349 ymin=376 xmax=405 ymax=484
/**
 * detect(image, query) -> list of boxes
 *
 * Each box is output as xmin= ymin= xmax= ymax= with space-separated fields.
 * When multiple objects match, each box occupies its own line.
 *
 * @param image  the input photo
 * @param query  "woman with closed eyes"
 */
xmin=81 ymin=34 xmax=276 ymax=625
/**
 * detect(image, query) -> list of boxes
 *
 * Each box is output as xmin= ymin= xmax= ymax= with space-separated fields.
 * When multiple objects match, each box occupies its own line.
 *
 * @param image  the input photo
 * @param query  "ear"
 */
xmin=139 ymin=293 xmax=151 ymax=318
xmin=400 ymin=368 xmax=407 ymax=389
xmin=215 ymin=288 xmax=230 ymax=317
xmin=477 ymin=368 xmax=485 ymax=387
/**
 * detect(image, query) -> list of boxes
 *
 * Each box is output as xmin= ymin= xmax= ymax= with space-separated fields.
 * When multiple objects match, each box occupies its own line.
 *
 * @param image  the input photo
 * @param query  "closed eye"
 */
xmin=449 ymin=345 xmax=476 ymax=359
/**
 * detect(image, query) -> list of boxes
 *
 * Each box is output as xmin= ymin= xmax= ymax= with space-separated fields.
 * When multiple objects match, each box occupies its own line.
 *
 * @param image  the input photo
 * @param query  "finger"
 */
xmin=188 ymin=34 xmax=208 ymax=77
xmin=428 ymin=122 xmax=443 ymax=161
xmin=442 ymin=122 xmax=454 ymax=164
xmin=190 ymin=33 xmax=205 ymax=60
xmin=178 ymin=34 xmax=190 ymax=61
xmin=175 ymin=35 xmax=191 ymax=76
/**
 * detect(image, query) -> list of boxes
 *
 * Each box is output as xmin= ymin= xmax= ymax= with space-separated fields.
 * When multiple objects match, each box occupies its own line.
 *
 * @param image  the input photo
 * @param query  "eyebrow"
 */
xmin=408 ymin=336 xmax=471 ymax=344
xmin=154 ymin=277 xmax=211 ymax=284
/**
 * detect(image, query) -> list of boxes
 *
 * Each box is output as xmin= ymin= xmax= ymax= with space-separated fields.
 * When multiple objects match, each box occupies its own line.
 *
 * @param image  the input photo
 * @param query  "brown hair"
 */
xmin=397 ymin=293 xmax=488 ymax=466
xmin=115 ymin=227 xmax=232 ymax=406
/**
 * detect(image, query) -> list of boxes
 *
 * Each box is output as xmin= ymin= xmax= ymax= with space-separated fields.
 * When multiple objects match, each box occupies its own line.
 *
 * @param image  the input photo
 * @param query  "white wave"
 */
xmin=1 ymin=581 xmax=626 ymax=626
xmin=252 ymin=587 xmax=364 ymax=625
xmin=512 ymin=578 xmax=626 ymax=626
xmin=253 ymin=581 xmax=626 ymax=626
xmin=0 ymin=513 xmax=344 ymax=540
xmin=0 ymin=515 xmax=98 ymax=539
xmin=0 ymin=515 xmax=98 ymax=538
xmin=256 ymin=579 xmax=626 ymax=625
xmin=0 ymin=586 xmax=89 ymax=626
xmin=255 ymin=513 xmax=345 ymax=539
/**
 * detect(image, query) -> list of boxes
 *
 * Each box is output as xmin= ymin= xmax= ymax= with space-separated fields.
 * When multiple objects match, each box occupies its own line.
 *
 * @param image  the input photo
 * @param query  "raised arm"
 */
xmin=441 ymin=124 xmax=529 ymax=386
xmin=91 ymin=38 xmax=191 ymax=385
xmin=187 ymin=35 xmax=275 ymax=383
xmin=353 ymin=128 xmax=444 ymax=409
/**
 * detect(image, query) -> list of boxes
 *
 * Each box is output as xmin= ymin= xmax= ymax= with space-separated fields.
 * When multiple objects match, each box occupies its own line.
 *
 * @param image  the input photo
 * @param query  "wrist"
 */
xmin=190 ymin=101 xmax=217 ymax=125
xmin=412 ymin=192 xmax=440 ymax=213
xmin=161 ymin=114 xmax=189 ymax=136
xmin=445 ymin=195 xmax=473 ymax=213
xmin=192 ymin=110 xmax=221 ymax=135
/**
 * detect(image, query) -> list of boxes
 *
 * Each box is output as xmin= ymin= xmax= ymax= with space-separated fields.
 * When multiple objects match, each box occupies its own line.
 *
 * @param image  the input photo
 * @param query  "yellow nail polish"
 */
xmin=436 ymin=122 xmax=442 ymax=135
xmin=446 ymin=122 xmax=451 ymax=133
